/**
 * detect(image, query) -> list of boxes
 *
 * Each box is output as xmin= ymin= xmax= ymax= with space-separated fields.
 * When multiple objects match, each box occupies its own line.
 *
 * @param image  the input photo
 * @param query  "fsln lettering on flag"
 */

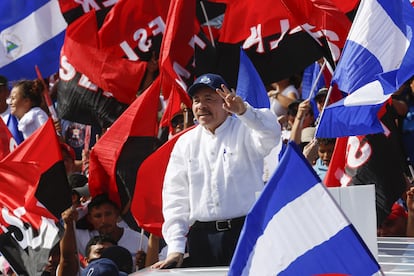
xmin=228 ymin=141 xmax=380 ymax=276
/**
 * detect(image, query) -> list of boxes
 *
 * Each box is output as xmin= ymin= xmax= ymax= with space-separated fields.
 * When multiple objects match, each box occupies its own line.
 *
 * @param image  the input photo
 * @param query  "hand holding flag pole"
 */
xmin=307 ymin=60 xmax=326 ymax=101
xmin=290 ymin=60 xmax=326 ymax=144
xmin=35 ymin=65 xmax=62 ymax=136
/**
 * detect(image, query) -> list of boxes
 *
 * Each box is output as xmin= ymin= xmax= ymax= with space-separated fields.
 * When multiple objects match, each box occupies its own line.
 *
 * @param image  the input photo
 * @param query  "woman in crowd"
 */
xmin=9 ymin=79 xmax=49 ymax=139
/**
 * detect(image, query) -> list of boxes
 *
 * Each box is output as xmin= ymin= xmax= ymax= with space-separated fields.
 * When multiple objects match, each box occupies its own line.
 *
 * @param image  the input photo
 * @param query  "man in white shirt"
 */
xmin=60 ymin=194 xmax=148 ymax=273
xmin=153 ymin=73 xmax=281 ymax=268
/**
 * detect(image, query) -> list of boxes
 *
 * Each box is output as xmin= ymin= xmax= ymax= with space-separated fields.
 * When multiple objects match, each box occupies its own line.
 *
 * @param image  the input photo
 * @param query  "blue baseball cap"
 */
xmin=82 ymin=258 xmax=128 ymax=276
xmin=187 ymin=73 xmax=228 ymax=97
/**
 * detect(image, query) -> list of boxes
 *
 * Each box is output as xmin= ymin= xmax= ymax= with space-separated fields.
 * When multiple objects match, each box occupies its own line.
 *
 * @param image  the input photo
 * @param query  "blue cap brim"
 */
xmin=187 ymin=83 xmax=218 ymax=97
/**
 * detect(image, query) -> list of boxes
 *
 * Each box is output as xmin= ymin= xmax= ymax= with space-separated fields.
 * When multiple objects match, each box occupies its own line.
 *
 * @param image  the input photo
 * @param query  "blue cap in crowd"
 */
xmin=82 ymin=258 xmax=128 ymax=276
xmin=187 ymin=73 xmax=228 ymax=97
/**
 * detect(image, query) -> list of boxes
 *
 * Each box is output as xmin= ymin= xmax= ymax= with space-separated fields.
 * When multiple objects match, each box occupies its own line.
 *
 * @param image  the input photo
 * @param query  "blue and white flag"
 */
xmin=228 ymin=141 xmax=380 ymax=276
xmin=301 ymin=62 xmax=325 ymax=100
xmin=317 ymin=0 xmax=414 ymax=138
xmin=0 ymin=0 xmax=67 ymax=81
xmin=236 ymin=48 xmax=270 ymax=109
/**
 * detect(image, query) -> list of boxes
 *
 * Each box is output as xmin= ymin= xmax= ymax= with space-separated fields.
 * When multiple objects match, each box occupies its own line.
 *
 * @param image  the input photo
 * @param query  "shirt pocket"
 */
xmin=222 ymin=148 xmax=238 ymax=172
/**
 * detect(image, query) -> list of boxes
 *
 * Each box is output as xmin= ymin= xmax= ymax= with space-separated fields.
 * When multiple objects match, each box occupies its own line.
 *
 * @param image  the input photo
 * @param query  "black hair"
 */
xmin=287 ymin=99 xmax=314 ymax=117
xmin=85 ymin=235 xmax=117 ymax=258
xmin=68 ymin=173 xmax=88 ymax=189
xmin=87 ymin=193 xmax=119 ymax=213
xmin=316 ymin=138 xmax=336 ymax=145
xmin=13 ymin=79 xmax=44 ymax=107
xmin=101 ymin=245 xmax=133 ymax=273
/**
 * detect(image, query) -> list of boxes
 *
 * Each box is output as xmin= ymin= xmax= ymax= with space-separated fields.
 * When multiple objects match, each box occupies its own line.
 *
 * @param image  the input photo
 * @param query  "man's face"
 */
xmin=317 ymin=143 xmax=335 ymax=166
xmin=87 ymin=203 xmax=119 ymax=235
xmin=316 ymin=96 xmax=326 ymax=113
xmin=10 ymin=87 xmax=30 ymax=119
xmin=171 ymin=114 xmax=184 ymax=135
xmin=191 ymin=87 xmax=228 ymax=133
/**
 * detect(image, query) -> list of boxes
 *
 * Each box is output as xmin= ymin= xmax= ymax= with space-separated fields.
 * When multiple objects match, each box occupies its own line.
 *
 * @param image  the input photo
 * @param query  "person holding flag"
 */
xmin=153 ymin=73 xmax=281 ymax=269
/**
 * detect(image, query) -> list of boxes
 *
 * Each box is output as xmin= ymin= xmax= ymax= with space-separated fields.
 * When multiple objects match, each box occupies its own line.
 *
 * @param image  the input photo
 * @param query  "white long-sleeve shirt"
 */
xmin=162 ymin=104 xmax=281 ymax=254
xmin=18 ymin=107 xmax=48 ymax=139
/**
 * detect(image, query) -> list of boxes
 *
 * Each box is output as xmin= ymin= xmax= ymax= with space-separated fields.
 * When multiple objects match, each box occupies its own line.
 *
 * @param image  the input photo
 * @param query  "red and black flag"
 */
xmin=0 ymin=118 xmax=15 ymax=160
xmin=159 ymin=0 xmax=196 ymax=93
xmin=63 ymin=0 xmax=171 ymax=104
xmin=202 ymin=0 xmax=330 ymax=87
xmin=57 ymin=56 xmax=129 ymax=128
xmin=158 ymin=0 xmax=197 ymax=132
xmin=88 ymin=78 xmax=161 ymax=230
xmin=159 ymin=0 xmax=218 ymax=93
xmin=61 ymin=9 xmax=147 ymax=105
xmin=132 ymin=126 xmax=194 ymax=236
xmin=331 ymin=0 xmax=360 ymax=13
xmin=281 ymin=0 xmax=352 ymax=63
xmin=57 ymin=0 xmax=169 ymax=127
xmin=159 ymin=80 xmax=192 ymax=134
xmin=58 ymin=0 xmax=117 ymax=25
xmin=0 ymin=119 xmax=72 ymax=275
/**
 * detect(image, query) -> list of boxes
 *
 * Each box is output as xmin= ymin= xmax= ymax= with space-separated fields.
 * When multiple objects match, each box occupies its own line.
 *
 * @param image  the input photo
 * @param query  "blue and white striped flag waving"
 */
xmin=0 ymin=0 xmax=67 ymax=81
xmin=317 ymin=0 xmax=414 ymax=138
xmin=236 ymin=48 xmax=270 ymax=109
xmin=228 ymin=141 xmax=381 ymax=275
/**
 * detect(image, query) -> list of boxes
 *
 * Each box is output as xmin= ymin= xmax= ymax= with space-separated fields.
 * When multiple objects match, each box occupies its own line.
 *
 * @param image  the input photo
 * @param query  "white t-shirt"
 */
xmin=270 ymin=84 xmax=299 ymax=116
xmin=75 ymin=226 xmax=149 ymax=270
xmin=18 ymin=107 xmax=48 ymax=139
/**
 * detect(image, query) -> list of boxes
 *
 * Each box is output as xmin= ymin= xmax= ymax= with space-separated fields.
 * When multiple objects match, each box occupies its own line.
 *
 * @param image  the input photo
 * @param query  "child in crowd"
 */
xmin=312 ymin=138 xmax=336 ymax=181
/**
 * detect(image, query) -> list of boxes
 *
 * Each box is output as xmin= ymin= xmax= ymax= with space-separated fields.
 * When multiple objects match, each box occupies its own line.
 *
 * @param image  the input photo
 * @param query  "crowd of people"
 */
xmin=0 ymin=59 xmax=414 ymax=275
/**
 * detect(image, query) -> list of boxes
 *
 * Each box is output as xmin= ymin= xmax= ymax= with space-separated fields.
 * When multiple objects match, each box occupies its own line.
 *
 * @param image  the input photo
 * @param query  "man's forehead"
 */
xmin=90 ymin=202 xmax=118 ymax=211
xmin=192 ymin=87 xmax=220 ymax=98
xmin=92 ymin=242 xmax=112 ymax=248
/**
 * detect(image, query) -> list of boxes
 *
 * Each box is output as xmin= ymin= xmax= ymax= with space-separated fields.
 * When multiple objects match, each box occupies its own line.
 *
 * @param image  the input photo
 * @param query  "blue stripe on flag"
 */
xmin=229 ymin=143 xmax=320 ymax=276
xmin=316 ymin=98 xmax=384 ymax=138
xmin=281 ymin=225 xmax=379 ymax=275
xmin=0 ymin=0 xmax=51 ymax=29
xmin=236 ymin=48 xmax=270 ymax=109
xmin=0 ymin=0 xmax=66 ymax=81
xmin=333 ymin=41 xmax=383 ymax=94
xmin=377 ymin=0 xmax=411 ymax=32
xmin=0 ymin=31 xmax=65 ymax=80
xmin=301 ymin=62 xmax=325 ymax=100
xmin=228 ymin=141 xmax=380 ymax=275
xmin=7 ymin=115 xmax=23 ymax=145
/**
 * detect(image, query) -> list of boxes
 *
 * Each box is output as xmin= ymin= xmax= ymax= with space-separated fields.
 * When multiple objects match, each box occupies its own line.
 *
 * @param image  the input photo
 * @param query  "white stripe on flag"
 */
xmin=242 ymin=184 xmax=349 ymax=276
xmin=348 ymin=0 xmax=408 ymax=72
xmin=0 ymin=0 xmax=67 ymax=66
xmin=344 ymin=80 xmax=389 ymax=106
